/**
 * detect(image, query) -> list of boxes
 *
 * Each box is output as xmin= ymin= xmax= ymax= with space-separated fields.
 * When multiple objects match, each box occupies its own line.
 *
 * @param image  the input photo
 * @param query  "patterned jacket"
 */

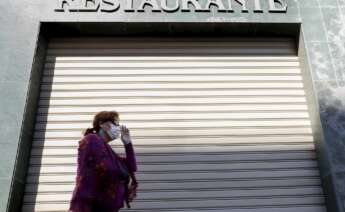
xmin=69 ymin=133 xmax=138 ymax=211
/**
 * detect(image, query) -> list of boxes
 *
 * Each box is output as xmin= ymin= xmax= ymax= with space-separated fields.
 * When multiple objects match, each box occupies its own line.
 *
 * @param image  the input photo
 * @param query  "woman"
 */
xmin=69 ymin=110 xmax=138 ymax=212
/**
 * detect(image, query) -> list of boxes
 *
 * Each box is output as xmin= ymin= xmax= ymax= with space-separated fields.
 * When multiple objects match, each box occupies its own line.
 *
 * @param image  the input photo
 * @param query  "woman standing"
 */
xmin=69 ymin=111 xmax=138 ymax=212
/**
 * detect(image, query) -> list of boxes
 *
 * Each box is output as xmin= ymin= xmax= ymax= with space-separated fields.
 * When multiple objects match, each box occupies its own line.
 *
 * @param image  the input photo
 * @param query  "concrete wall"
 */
xmin=0 ymin=0 xmax=344 ymax=211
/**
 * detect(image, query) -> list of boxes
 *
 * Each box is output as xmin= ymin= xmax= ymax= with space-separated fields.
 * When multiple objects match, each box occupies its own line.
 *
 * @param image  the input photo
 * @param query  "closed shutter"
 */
xmin=22 ymin=37 xmax=327 ymax=212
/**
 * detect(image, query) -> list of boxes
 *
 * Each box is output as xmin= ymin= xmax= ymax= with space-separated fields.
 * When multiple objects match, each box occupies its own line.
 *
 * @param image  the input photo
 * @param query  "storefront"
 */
xmin=1 ymin=1 xmax=345 ymax=212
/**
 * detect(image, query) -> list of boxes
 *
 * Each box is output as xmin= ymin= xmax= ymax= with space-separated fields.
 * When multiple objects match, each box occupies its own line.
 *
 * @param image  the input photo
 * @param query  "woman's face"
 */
xmin=98 ymin=120 xmax=121 ymax=142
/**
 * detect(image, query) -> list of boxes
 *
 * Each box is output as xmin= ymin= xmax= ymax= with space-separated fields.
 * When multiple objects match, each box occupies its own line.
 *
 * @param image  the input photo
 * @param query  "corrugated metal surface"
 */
xmin=22 ymin=37 xmax=327 ymax=212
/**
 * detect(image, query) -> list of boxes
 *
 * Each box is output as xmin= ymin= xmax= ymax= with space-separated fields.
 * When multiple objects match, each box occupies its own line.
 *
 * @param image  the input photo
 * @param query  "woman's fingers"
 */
xmin=122 ymin=125 xmax=129 ymax=134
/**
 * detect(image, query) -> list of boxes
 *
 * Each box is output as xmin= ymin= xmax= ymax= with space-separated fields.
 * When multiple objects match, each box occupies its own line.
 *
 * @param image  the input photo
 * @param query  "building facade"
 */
xmin=0 ymin=0 xmax=345 ymax=212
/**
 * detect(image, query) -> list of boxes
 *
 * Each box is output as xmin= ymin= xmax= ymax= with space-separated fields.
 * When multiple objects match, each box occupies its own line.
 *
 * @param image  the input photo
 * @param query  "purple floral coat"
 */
xmin=69 ymin=133 xmax=137 ymax=212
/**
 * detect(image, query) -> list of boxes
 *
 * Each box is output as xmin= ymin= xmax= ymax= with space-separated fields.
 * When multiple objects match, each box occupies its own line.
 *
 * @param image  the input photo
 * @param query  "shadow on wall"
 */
xmin=319 ymin=83 xmax=345 ymax=140
xmin=317 ymin=82 xmax=345 ymax=211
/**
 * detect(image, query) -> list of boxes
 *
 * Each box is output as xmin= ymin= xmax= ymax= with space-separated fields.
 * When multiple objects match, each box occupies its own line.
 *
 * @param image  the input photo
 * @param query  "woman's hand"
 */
xmin=121 ymin=125 xmax=132 ymax=145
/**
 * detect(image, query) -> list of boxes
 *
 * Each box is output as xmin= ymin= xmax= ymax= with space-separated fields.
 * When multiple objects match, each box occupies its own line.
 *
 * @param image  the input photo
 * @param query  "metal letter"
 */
xmin=233 ymin=0 xmax=248 ymax=12
xmin=101 ymin=0 xmax=120 ymax=12
xmin=181 ymin=0 xmax=205 ymax=11
xmin=137 ymin=0 xmax=162 ymax=12
xmin=80 ymin=0 xmax=100 ymax=11
xmin=268 ymin=0 xmax=287 ymax=12
xmin=253 ymin=0 xmax=263 ymax=12
xmin=226 ymin=0 xmax=234 ymax=12
xmin=161 ymin=0 xmax=179 ymax=12
xmin=204 ymin=0 xmax=227 ymax=12
xmin=55 ymin=0 xmax=79 ymax=12
xmin=124 ymin=0 xmax=135 ymax=11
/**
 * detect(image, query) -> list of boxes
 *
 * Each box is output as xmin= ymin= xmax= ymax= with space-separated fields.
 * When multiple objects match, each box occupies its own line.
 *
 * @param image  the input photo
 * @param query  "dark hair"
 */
xmin=83 ymin=110 xmax=120 ymax=136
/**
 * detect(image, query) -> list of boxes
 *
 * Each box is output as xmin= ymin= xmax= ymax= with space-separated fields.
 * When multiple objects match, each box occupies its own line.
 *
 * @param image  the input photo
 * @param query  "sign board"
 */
xmin=55 ymin=0 xmax=288 ymax=13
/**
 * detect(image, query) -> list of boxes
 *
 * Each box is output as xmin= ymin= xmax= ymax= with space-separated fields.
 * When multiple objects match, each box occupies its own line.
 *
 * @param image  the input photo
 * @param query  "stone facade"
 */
xmin=0 ymin=0 xmax=344 ymax=211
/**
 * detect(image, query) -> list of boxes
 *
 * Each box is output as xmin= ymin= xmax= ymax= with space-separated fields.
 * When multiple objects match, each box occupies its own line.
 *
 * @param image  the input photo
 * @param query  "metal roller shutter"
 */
xmin=22 ymin=37 xmax=327 ymax=212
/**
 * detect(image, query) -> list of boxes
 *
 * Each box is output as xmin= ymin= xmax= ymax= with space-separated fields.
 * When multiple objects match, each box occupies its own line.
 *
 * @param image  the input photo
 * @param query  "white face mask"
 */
xmin=99 ymin=122 xmax=121 ymax=141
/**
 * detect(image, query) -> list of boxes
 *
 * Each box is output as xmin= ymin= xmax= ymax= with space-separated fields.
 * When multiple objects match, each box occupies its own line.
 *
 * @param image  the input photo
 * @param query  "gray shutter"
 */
xmin=22 ymin=37 xmax=327 ymax=212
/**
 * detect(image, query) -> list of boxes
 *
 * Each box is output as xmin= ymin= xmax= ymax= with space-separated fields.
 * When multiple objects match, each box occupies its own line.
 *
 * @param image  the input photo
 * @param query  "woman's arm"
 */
xmin=120 ymin=125 xmax=138 ymax=172
xmin=117 ymin=141 xmax=138 ymax=173
xmin=123 ymin=142 xmax=137 ymax=172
